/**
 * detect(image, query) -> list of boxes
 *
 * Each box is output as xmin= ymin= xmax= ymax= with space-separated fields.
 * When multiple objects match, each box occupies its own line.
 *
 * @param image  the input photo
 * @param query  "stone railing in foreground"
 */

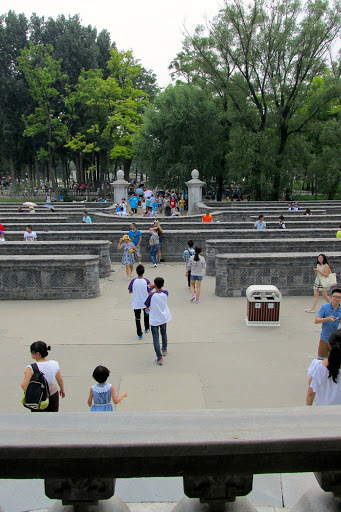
xmin=215 ymin=252 xmax=341 ymax=296
xmin=206 ymin=238 xmax=341 ymax=276
xmin=0 ymin=408 xmax=341 ymax=511
xmin=0 ymin=255 xmax=100 ymax=299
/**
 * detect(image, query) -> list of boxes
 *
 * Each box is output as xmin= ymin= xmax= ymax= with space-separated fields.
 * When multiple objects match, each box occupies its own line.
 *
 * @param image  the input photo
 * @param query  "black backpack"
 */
xmin=22 ymin=363 xmax=50 ymax=411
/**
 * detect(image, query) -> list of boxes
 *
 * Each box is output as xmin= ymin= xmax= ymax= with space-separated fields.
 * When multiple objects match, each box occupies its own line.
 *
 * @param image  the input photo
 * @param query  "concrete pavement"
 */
xmin=0 ymin=262 xmax=325 ymax=511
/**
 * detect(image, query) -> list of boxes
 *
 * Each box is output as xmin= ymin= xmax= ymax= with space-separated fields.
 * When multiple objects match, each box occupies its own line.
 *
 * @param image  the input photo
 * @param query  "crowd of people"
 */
xmin=11 ymin=196 xmax=341 ymax=411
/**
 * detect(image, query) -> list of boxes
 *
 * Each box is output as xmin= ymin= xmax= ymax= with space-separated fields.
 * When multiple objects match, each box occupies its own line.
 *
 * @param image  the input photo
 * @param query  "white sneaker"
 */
xmin=305 ymin=308 xmax=315 ymax=313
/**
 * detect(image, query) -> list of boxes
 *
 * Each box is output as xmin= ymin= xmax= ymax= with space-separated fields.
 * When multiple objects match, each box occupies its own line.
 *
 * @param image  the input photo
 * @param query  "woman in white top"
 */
xmin=21 ymin=341 xmax=65 ymax=412
xmin=186 ymin=246 xmax=206 ymax=304
xmin=305 ymin=254 xmax=331 ymax=313
xmin=307 ymin=330 xmax=341 ymax=405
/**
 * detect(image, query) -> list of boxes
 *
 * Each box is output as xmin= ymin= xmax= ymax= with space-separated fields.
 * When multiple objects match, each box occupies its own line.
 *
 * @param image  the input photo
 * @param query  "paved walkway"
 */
xmin=0 ymin=262 xmax=324 ymax=511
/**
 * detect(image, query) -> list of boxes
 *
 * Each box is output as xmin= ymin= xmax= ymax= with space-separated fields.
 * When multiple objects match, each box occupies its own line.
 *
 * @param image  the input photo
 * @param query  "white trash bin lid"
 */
xmin=246 ymin=285 xmax=282 ymax=302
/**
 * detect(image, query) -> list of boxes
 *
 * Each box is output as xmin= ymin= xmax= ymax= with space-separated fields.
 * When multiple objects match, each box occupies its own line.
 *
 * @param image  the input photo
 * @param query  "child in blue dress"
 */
xmin=88 ymin=365 xmax=127 ymax=412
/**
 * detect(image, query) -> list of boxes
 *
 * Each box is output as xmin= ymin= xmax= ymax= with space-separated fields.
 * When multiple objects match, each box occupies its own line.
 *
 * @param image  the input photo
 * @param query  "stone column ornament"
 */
xmin=111 ymin=170 xmax=128 ymax=206
xmin=186 ymin=169 xmax=205 ymax=215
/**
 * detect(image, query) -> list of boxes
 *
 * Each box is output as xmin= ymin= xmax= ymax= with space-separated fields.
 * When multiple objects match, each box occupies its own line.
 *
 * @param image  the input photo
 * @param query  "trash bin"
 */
xmin=245 ymin=285 xmax=282 ymax=327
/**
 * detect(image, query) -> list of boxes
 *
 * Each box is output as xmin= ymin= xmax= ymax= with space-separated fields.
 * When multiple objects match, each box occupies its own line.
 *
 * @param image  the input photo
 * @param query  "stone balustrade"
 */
xmin=204 ymin=200 xmax=341 ymax=207
xmin=3 ymin=228 xmax=340 ymax=261
xmin=0 ymin=241 xmax=111 ymax=277
xmin=215 ymin=251 xmax=341 ymax=296
xmin=206 ymin=238 xmax=341 ymax=275
xmin=0 ymin=408 xmax=340 ymax=511
xmin=0 ymin=216 xmax=70 ymax=223
xmin=0 ymin=255 xmax=100 ymax=299
xmin=0 ymin=202 xmax=114 ymax=209
xmin=2 ymin=217 xmax=341 ymax=233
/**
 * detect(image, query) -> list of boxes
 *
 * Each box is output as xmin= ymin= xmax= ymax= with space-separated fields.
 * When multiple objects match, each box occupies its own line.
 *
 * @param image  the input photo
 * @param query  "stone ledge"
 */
xmin=0 ymin=241 xmax=110 ymax=277
xmin=206 ymin=238 xmax=341 ymax=275
xmin=0 ymin=255 xmax=100 ymax=299
xmin=215 ymin=251 xmax=341 ymax=296
xmin=1 ymin=408 xmax=341 ymax=478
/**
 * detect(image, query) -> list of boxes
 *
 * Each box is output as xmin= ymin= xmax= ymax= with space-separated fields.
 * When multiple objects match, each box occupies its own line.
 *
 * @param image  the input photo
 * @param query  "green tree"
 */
xmin=18 ymin=43 xmax=69 ymax=198
xmin=0 ymin=11 xmax=30 ymax=183
xmin=66 ymin=49 xmax=148 ymax=190
xmin=134 ymin=83 xmax=223 ymax=189
xmin=171 ymin=0 xmax=341 ymax=199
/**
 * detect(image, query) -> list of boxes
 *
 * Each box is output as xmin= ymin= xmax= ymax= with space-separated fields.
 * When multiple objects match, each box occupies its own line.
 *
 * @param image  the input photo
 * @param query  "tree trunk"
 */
xmin=9 ymin=154 xmax=16 ymax=183
xmin=124 ymin=159 xmax=132 ymax=182
xmin=34 ymin=155 xmax=39 ymax=187
xmin=49 ymin=149 xmax=60 ymax=201
xmin=217 ymin=174 xmax=223 ymax=201
xmin=273 ymin=123 xmax=289 ymax=200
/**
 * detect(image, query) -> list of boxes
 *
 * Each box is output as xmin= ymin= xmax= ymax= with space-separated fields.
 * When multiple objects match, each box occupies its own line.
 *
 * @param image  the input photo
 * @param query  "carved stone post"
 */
xmin=291 ymin=472 xmax=341 ymax=512
xmin=172 ymin=496 xmax=257 ymax=512
xmin=47 ymin=496 xmax=130 ymax=511
xmin=45 ymin=478 xmax=130 ymax=511
xmin=186 ymin=169 xmax=205 ymax=215
xmin=171 ymin=475 xmax=256 ymax=511
xmin=111 ymin=170 xmax=128 ymax=206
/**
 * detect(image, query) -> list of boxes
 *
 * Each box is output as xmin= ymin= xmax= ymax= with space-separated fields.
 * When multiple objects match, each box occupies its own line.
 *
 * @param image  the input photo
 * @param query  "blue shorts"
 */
xmin=158 ymin=240 xmax=162 ymax=248
xmin=191 ymin=275 xmax=203 ymax=281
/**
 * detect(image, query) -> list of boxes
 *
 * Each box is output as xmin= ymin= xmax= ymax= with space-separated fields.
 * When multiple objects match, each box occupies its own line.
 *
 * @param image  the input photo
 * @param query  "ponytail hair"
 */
xmin=327 ymin=331 xmax=341 ymax=383
xmin=194 ymin=246 xmax=202 ymax=262
xmin=30 ymin=341 xmax=51 ymax=358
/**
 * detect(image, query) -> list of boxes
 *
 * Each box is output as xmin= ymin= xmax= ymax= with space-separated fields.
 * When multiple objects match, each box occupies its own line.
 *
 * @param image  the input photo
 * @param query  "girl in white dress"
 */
xmin=305 ymin=254 xmax=331 ymax=313
xmin=307 ymin=330 xmax=341 ymax=405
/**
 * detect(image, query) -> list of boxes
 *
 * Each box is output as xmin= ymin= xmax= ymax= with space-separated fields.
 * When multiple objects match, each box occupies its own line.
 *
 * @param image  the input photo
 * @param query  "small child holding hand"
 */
xmin=88 ymin=365 xmax=127 ymax=411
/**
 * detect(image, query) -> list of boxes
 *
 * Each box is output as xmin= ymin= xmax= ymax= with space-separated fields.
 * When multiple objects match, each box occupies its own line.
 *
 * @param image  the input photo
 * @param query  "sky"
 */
xmin=2 ymin=0 xmax=222 ymax=87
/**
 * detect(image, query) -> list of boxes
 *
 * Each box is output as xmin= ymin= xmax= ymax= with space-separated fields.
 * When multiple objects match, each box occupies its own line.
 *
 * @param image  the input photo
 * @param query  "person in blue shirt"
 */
xmin=253 ymin=214 xmax=266 ymax=230
xmin=81 ymin=210 xmax=92 ymax=223
xmin=128 ymin=222 xmax=142 ymax=262
xmin=129 ymin=194 xmax=139 ymax=214
xmin=315 ymin=288 xmax=341 ymax=359
xmin=152 ymin=202 xmax=158 ymax=216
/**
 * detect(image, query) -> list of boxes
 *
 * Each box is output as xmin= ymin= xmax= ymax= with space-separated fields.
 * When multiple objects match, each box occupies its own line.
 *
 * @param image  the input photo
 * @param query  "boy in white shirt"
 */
xmin=128 ymin=265 xmax=151 ymax=340
xmin=23 ymin=225 xmax=37 ymax=242
xmin=144 ymin=276 xmax=171 ymax=365
xmin=0 ymin=232 xmax=5 ymax=242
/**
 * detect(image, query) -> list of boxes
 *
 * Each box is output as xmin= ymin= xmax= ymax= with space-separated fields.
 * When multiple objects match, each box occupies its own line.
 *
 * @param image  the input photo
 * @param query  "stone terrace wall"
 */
xmin=4 ymin=217 xmax=341 ymax=232
xmin=4 ymin=228 xmax=340 ymax=261
xmin=0 ymin=241 xmax=111 ymax=277
xmin=0 ymin=255 xmax=100 ymax=299
xmin=204 ymin=200 xmax=341 ymax=207
xmin=206 ymin=237 xmax=341 ymax=275
xmin=215 ymin=251 xmax=341 ymax=296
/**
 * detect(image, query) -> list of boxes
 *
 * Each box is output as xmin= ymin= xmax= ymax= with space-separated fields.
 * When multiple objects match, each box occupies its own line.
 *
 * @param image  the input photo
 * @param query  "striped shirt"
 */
xmin=183 ymin=247 xmax=195 ymax=265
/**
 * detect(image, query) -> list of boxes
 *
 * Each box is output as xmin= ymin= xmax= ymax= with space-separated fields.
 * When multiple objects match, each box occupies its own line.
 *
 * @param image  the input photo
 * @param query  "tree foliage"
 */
xmin=134 ymin=84 xmax=223 ymax=188
xmin=0 ymin=11 xmax=158 ymax=192
xmin=170 ymin=0 xmax=341 ymax=199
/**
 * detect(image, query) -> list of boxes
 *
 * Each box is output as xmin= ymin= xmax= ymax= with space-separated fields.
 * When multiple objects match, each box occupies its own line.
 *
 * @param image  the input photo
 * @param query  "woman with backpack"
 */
xmin=186 ymin=246 xmax=206 ymax=304
xmin=21 ymin=341 xmax=65 ymax=412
